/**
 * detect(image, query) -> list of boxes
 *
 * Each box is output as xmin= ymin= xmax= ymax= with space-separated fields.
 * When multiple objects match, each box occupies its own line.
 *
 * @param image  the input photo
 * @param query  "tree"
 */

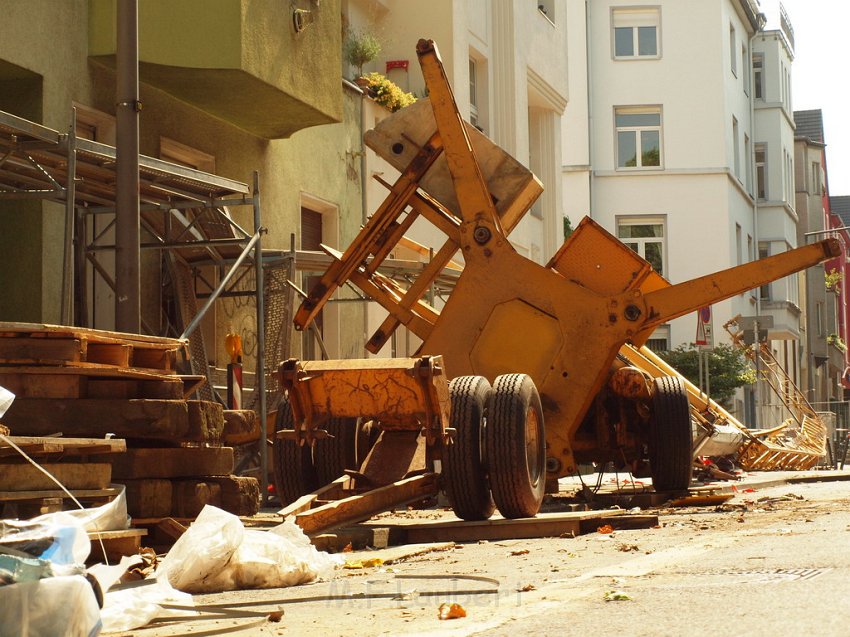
xmin=343 ymin=30 xmax=382 ymax=79
xmin=656 ymin=343 xmax=755 ymax=407
xmin=563 ymin=215 xmax=574 ymax=240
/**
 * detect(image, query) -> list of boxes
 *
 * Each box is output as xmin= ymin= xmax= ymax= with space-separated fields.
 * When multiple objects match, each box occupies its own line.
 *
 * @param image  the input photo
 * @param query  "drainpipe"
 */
xmin=359 ymin=85 xmax=370 ymax=351
xmin=115 ymin=0 xmax=140 ymax=333
xmin=585 ymin=0 xmax=594 ymax=218
xmin=749 ymin=18 xmax=765 ymax=428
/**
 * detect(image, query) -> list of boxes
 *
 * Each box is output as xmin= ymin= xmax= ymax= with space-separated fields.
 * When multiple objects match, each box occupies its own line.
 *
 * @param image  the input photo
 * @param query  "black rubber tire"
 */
xmin=484 ymin=373 xmax=546 ymax=519
xmin=649 ymin=376 xmax=693 ymax=492
xmin=356 ymin=419 xmax=380 ymax=467
xmin=272 ymin=398 xmax=318 ymax=506
xmin=314 ymin=417 xmax=358 ymax=486
xmin=443 ymin=376 xmax=495 ymax=521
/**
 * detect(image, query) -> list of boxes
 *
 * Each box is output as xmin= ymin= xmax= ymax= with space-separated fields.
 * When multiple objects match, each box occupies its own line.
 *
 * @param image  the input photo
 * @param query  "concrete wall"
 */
xmin=0 ymin=1 xmax=93 ymax=322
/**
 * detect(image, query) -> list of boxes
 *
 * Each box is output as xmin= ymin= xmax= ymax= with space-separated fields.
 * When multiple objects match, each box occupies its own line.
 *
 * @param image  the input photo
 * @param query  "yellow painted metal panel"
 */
xmin=470 ymin=300 xmax=563 ymax=386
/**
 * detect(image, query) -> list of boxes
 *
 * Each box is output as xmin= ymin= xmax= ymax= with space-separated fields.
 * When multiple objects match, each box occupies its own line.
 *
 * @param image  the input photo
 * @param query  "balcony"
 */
xmin=88 ymin=0 xmax=342 ymax=139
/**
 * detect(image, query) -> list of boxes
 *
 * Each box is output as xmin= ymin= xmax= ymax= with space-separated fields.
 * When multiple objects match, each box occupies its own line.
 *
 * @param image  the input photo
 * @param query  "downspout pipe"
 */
xmin=749 ymin=14 xmax=766 ymax=427
xmin=115 ymin=0 xmax=140 ymax=333
xmin=585 ymin=0 xmax=594 ymax=218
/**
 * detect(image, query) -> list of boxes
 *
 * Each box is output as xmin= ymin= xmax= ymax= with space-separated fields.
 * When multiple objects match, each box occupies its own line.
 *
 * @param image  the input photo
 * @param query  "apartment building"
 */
xmin=792 ymin=109 xmax=849 ymax=409
xmin=344 ymin=0 xmax=569 ymax=356
xmin=0 ymin=0 xmax=370 ymax=373
xmin=564 ymin=0 xmax=805 ymax=421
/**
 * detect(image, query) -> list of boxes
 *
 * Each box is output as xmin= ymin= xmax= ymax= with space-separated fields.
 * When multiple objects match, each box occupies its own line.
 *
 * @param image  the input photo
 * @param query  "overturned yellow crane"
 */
xmin=275 ymin=39 xmax=839 ymax=530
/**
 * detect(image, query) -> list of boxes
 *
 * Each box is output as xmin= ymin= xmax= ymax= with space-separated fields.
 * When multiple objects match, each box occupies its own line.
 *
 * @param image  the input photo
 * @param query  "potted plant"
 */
xmin=362 ymin=73 xmax=417 ymax=112
xmin=343 ymin=30 xmax=382 ymax=83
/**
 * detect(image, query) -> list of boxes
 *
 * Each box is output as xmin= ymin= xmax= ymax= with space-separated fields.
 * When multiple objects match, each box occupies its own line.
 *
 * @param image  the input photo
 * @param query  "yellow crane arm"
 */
xmin=637 ymin=238 xmax=841 ymax=330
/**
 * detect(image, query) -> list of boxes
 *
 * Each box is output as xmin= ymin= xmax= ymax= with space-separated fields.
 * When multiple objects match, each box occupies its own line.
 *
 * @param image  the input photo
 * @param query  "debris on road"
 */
xmin=438 ymin=602 xmax=467 ymax=620
xmin=604 ymin=590 xmax=633 ymax=602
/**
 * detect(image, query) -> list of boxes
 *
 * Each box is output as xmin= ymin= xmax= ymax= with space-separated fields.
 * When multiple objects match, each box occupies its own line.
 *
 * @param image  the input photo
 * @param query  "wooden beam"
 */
xmin=109 ymin=447 xmax=234 ymax=479
xmin=295 ymin=473 xmax=439 ymax=536
xmin=0 ymin=463 xmax=111 ymax=491
xmin=2 ymin=398 xmax=192 ymax=440
xmin=359 ymin=510 xmax=654 ymax=544
xmin=0 ymin=436 xmax=126 ymax=457
xmin=0 ymin=337 xmax=81 ymax=365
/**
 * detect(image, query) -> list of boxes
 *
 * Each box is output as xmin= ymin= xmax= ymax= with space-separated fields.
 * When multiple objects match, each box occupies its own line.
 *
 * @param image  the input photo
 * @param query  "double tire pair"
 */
xmin=442 ymin=373 xmax=546 ymax=521
xmin=273 ymin=408 xmax=369 ymax=505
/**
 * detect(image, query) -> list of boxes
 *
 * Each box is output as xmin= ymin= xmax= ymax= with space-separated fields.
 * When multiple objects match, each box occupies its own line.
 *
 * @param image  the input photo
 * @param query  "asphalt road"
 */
xmin=113 ymin=473 xmax=850 ymax=636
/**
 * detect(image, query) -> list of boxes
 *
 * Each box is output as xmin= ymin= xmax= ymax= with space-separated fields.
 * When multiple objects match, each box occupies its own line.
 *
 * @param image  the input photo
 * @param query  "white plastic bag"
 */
xmin=0 ymin=574 xmax=102 ymax=637
xmin=158 ymin=505 xmax=340 ymax=594
xmin=0 ymin=385 xmax=13 ymax=418
xmin=33 ymin=485 xmax=130 ymax=535
xmin=158 ymin=504 xmax=244 ymax=593
xmin=0 ymin=513 xmax=90 ymax=566
xmin=98 ymin=573 xmax=194 ymax=633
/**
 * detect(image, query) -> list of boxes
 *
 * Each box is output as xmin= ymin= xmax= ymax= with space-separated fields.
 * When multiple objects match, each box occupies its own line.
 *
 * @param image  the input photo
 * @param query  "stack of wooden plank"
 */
xmin=0 ymin=435 xmax=126 ymax=518
xmin=0 ymin=323 xmax=259 ymax=522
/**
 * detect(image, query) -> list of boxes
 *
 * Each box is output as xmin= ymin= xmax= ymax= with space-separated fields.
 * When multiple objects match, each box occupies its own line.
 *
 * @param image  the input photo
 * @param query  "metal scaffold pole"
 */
xmin=253 ymin=172 xmax=268 ymax=504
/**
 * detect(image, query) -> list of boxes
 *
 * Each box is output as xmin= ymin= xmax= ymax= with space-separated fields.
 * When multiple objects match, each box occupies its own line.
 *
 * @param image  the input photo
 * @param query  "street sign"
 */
xmin=695 ymin=306 xmax=714 ymax=350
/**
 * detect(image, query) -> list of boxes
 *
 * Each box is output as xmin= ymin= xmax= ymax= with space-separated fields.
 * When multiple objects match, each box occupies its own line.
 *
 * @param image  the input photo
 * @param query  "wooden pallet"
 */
xmin=88 ymin=528 xmax=149 ymax=564
xmin=0 ymin=485 xmax=122 ymax=518
xmin=0 ymin=322 xmax=188 ymax=374
xmin=0 ymin=436 xmax=126 ymax=458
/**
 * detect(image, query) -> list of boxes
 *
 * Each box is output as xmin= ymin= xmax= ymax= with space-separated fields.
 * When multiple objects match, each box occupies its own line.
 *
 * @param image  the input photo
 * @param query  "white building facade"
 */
xmin=564 ymin=0 xmax=801 ymax=420
xmin=343 ymin=0 xmax=569 ymax=356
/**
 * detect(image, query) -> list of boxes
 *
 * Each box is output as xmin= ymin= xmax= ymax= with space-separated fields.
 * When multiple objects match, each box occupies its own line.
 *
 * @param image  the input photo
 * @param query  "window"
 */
xmin=160 ymin=138 xmax=216 ymax=173
xmin=759 ymin=242 xmax=770 ymax=300
xmin=617 ymin=217 xmax=665 ymax=276
xmin=732 ymin=117 xmax=740 ymax=180
xmin=755 ymin=143 xmax=767 ymax=199
xmin=469 ymin=58 xmax=479 ymax=129
xmin=615 ymin=108 xmax=662 ymax=169
xmin=742 ymin=44 xmax=749 ymax=94
xmin=744 ymin=134 xmax=751 ymax=192
xmin=753 ymin=54 xmax=764 ymax=99
xmin=646 ymin=325 xmax=670 ymax=353
xmin=730 ymin=24 xmax=737 ymax=76
xmin=612 ymin=8 xmax=660 ymax=59
xmin=73 ymin=104 xmax=116 ymax=144
xmin=467 ymin=53 xmax=488 ymax=134
xmin=736 ymin=224 xmax=742 ymax=266
xmin=812 ymin=161 xmax=822 ymax=195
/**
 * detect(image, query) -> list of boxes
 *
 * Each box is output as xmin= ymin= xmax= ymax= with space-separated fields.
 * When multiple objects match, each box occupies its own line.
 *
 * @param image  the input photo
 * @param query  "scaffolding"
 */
xmin=0 ymin=107 xmax=464 ymax=499
xmin=725 ymin=316 xmax=828 ymax=470
xmin=0 ymin=108 xmax=277 ymax=495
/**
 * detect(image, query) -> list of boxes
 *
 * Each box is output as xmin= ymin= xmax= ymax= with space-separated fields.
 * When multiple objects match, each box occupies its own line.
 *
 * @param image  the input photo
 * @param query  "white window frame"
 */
xmin=755 ymin=142 xmax=767 ymax=200
xmin=467 ymin=52 xmax=488 ymax=134
xmin=732 ymin=116 xmax=740 ymax=180
xmin=812 ymin=161 xmax=822 ymax=195
xmin=753 ymin=53 xmax=764 ymax=99
xmin=615 ymin=106 xmax=663 ymax=170
xmin=469 ymin=57 xmax=479 ymax=129
xmin=759 ymin=242 xmax=770 ymax=300
xmin=612 ymin=8 xmax=661 ymax=60
xmin=616 ymin=216 xmax=666 ymax=277
xmin=730 ymin=23 xmax=737 ymax=76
